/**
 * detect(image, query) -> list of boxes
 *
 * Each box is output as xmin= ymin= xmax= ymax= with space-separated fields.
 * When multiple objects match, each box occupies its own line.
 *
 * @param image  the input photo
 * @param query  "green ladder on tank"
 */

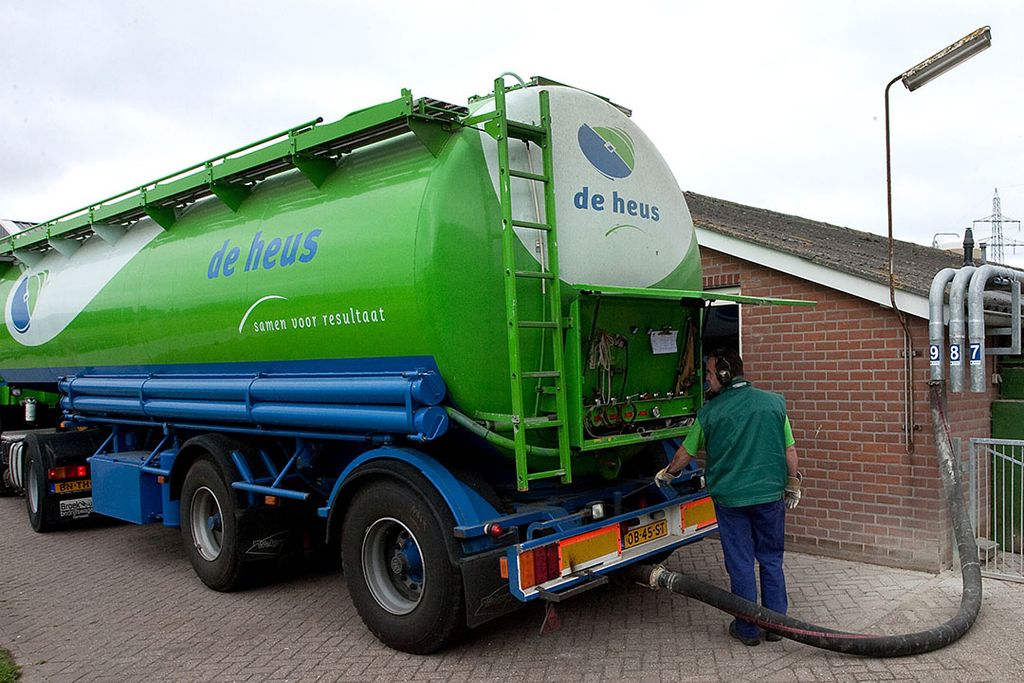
xmin=474 ymin=77 xmax=572 ymax=491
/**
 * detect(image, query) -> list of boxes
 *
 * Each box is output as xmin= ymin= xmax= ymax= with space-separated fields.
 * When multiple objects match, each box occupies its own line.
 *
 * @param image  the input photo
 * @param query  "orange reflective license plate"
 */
xmin=623 ymin=519 xmax=667 ymax=549
xmin=53 ymin=480 xmax=92 ymax=495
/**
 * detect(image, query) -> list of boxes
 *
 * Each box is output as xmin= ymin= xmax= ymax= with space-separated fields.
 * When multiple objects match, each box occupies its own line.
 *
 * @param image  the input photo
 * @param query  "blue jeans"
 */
xmin=714 ymin=499 xmax=788 ymax=639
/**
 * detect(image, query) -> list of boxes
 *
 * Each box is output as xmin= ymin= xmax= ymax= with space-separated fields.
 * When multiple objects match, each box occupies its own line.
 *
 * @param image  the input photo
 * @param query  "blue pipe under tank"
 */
xmin=59 ymin=370 xmax=449 ymax=441
xmin=58 ymin=371 xmax=446 ymax=405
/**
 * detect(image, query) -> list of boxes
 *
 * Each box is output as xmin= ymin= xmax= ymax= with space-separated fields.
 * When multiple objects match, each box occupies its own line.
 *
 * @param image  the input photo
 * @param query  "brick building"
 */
xmin=687 ymin=192 xmax=996 ymax=572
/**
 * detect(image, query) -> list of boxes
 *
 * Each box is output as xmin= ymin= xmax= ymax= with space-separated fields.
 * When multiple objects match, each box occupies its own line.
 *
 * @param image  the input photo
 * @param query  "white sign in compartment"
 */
xmin=649 ymin=329 xmax=678 ymax=355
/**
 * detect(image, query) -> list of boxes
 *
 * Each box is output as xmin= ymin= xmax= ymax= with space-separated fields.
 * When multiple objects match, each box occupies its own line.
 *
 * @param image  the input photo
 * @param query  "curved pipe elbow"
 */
xmin=928 ymin=268 xmax=957 ymax=382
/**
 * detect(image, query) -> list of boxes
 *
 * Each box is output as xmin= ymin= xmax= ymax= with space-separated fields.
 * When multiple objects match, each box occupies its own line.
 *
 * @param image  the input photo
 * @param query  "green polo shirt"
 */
xmin=682 ymin=379 xmax=794 ymax=508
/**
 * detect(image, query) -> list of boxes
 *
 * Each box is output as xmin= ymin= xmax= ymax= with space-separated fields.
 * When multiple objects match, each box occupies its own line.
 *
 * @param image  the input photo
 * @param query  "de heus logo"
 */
xmin=208 ymin=228 xmax=322 ymax=279
xmin=9 ymin=271 xmax=47 ymax=333
xmin=577 ymin=124 xmax=635 ymax=179
xmin=574 ymin=123 xmax=659 ymax=223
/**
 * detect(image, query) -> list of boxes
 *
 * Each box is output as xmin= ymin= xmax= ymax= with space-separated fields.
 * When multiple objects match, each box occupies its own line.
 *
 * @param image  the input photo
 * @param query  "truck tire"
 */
xmin=181 ymin=457 xmax=246 ymax=591
xmin=342 ymin=479 xmax=465 ymax=654
xmin=24 ymin=443 xmax=51 ymax=532
xmin=21 ymin=431 xmax=98 ymax=532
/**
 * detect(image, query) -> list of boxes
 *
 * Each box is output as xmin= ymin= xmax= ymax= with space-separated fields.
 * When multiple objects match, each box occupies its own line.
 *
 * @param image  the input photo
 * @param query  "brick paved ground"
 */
xmin=2 ymin=496 xmax=1022 ymax=682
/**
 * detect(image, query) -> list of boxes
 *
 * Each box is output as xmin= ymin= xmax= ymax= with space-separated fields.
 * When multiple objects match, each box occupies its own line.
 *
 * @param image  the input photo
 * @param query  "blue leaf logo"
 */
xmin=10 ymin=271 xmax=46 ymax=334
xmin=577 ymin=124 xmax=635 ymax=179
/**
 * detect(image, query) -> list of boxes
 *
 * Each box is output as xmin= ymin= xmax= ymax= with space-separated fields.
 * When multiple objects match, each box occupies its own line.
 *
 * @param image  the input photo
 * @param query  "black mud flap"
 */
xmin=460 ymin=548 xmax=523 ymax=629
xmin=235 ymin=505 xmax=306 ymax=563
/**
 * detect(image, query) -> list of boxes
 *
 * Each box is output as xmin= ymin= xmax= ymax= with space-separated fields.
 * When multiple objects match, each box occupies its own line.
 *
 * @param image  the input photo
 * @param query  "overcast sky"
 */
xmin=3 ymin=1 xmax=1021 ymax=261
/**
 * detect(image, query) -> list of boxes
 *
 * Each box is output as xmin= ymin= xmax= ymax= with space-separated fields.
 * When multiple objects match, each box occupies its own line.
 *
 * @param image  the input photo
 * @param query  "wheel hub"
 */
xmin=190 ymin=486 xmax=224 ymax=562
xmin=362 ymin=517 xmax=425 ymax=615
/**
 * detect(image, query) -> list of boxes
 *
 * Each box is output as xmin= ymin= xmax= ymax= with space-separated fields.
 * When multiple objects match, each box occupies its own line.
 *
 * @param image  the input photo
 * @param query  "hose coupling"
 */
xmin=646 ymin=564 xmax=670 ymax=590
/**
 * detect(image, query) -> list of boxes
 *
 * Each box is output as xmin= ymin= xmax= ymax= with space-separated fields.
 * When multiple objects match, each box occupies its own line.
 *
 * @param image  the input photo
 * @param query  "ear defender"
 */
xmin=715 ymin=354 xmax=733 ymax=386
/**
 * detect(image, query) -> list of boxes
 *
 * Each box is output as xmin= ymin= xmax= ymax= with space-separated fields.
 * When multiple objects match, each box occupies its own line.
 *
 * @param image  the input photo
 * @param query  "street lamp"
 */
xmin=900 ymin=27 xmax=993 ymax=92
xmin=884 ymin=26 xmax=992 ymax=454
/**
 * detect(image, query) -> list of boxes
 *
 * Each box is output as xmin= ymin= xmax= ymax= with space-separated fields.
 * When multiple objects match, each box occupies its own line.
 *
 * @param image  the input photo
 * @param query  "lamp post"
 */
xmin=884 ymin=26 xmax=992 ymax=454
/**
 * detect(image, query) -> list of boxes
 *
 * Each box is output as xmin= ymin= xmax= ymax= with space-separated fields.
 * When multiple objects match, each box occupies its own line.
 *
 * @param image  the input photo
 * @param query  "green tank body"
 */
xmin=0 ymin=81 xmax=703 ymax=472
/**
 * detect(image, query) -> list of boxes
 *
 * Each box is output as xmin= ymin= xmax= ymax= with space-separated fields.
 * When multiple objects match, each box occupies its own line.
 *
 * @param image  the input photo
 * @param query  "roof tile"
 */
xmin=686 ymin=192 xmax=964 ymax=296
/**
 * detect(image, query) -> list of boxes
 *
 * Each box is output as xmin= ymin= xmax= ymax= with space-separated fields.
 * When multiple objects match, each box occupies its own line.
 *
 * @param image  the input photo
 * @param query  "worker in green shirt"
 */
xmin=655 ymin=348 xmax=801 ymax=646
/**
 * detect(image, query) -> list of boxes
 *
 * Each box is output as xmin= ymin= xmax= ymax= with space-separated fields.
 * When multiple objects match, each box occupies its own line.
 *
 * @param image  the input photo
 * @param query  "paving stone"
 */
xmin=2 ymin=498 xmax=1023 ymax=681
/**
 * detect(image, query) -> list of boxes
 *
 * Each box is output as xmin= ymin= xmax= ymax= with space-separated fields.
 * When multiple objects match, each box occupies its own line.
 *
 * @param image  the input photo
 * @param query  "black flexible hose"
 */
xmin=628 ymin=381 xmax=982 ymax=657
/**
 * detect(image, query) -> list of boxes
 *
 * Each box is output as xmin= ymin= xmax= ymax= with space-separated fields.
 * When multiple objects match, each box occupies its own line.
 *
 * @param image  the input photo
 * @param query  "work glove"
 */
xmin=784 ymin=471 xmax=802 ymax=509
xmin=655 ymin=467 xmax=676 ymax=488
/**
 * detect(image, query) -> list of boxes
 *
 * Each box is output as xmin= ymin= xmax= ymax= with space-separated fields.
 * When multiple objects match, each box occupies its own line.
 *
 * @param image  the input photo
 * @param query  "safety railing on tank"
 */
xmin=2 ymin=90 xmax=468 ymax=261
xmin=4 ymin=117 xmax=322 ymax=247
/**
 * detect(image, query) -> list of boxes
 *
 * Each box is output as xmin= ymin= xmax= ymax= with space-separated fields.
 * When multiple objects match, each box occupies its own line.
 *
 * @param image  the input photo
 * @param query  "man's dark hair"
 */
xmin=710 ymin=348 xmax=744 ymax=378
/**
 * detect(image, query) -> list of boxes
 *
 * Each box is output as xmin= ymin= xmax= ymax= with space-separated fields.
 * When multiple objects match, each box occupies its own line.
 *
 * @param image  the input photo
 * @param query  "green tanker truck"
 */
xmin=0 ymin=75 xmax=793 ymax=653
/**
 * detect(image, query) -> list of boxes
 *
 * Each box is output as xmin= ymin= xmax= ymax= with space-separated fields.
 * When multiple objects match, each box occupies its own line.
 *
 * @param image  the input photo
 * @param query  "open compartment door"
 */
xmin=563 ymin=285 xmax=812 ymax=452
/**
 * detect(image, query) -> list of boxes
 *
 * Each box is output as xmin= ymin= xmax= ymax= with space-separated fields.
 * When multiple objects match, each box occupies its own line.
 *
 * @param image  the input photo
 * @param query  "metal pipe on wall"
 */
xmin=968 ymin=265 xmax=1024 ymax=392
xmin=947 ymin=267 xmax=977 ymax=392
xmin=928 ymin=268 xmax=958 ymax=382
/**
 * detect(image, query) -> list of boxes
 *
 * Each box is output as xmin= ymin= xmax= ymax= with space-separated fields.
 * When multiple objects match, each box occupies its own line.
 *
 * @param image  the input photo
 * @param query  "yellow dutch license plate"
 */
xmin=54 ymin=480 xmax=92 ymax=495
xmin=623 ymin=519 xmax=668 ymax=549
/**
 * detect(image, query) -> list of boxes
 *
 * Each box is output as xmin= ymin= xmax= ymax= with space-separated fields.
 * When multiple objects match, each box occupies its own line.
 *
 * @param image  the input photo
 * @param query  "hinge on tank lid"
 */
xmin=292 ymin=154 xmax=336 ymax=189
xmin=144 ymin=204 xmax=177 ymax=230
xmin=12 ymin=249 xmax=43 ymax=268
xmin=47 ymin=236 xmax=81 ymax=259
xmin=209 ymin=181 xmax=252 ymax=213
xmin=407 ymin=117 xmax=453 ymax=158
xmin=90 ymin=223 xmax=125 ymax=245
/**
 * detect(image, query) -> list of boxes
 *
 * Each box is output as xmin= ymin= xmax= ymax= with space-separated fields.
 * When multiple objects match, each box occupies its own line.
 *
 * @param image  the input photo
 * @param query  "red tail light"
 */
xmin=48 ymin=465 xmax=89 ymax=481
xmin=518 ymin=543 xmax=561 ymax=589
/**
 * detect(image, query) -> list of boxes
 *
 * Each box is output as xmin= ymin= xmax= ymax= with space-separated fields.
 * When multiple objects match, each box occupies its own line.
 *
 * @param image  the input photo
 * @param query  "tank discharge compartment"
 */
xmin=579 ymin=296 xmax=700 ymax=442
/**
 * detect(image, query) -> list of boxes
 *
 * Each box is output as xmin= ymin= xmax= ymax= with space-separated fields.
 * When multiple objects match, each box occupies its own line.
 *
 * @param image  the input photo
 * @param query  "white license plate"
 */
xmin=58 ymin=497 xmax=93 ymax=519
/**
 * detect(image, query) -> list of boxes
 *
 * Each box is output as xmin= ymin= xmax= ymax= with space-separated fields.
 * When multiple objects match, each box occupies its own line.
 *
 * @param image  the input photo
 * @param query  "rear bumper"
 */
xmin=507 ymin=491 xmax=717 ymax=601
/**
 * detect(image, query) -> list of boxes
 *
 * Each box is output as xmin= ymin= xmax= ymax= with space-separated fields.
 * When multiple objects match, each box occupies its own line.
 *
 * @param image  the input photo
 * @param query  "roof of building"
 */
xmin=0 ymin=219 xmax=34 ymax=239
xmin=685 ymin=191 xmax=963 ymax=299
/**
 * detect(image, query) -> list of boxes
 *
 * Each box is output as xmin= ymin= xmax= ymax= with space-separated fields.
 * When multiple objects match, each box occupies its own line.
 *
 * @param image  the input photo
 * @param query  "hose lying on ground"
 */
xmin=628 ymin=382 xmax=982 ymax=657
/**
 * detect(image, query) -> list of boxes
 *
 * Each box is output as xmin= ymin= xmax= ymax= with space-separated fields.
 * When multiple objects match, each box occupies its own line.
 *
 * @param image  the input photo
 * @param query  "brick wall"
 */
xmin=702 ymin=247 xmax=995 ymax=572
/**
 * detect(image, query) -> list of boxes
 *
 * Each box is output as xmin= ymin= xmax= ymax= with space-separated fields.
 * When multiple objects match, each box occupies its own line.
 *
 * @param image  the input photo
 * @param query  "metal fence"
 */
xmin=969 ymin=438 xmax=1024 ymax=583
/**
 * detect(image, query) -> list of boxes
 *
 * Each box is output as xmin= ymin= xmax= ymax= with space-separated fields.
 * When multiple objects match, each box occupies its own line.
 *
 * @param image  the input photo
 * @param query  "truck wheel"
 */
xmin=181 ymin=457 xmax=245 ymax=591
xmin=342 ymin=480 xmax=465 ymax=654
xmin=24 ymin=445 xmax=51 ymax=532
xmin=0 ymin=441 xmax=17 ymax=496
